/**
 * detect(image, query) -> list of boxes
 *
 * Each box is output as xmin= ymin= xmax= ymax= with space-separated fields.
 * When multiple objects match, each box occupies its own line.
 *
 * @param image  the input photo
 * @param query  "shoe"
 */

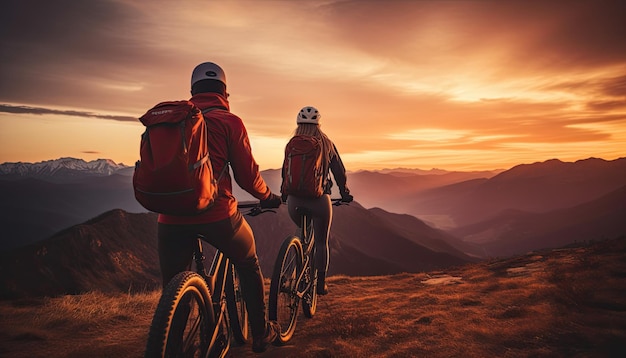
xmin=252 ymin=321 xmax=280 ymax=353
xmin=317 ymin=271 xmax=328 ymax=295
xmin=318 ymin=282 xmax=329 ymax=295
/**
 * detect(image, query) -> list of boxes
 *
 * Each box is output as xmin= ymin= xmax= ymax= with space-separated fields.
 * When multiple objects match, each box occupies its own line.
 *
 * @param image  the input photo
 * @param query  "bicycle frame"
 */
xmin=193 ymin=237 xmax=233 ymax=353
xmin=146 ymin=203 xmax=267 ymax=357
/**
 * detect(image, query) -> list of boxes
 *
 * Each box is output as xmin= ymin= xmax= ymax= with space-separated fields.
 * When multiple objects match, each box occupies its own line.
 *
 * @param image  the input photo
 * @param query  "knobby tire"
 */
xmin=145 ymin=271 xmax=215 ymax=358
xmin=268 ymin=236 xmax=304 ymax=344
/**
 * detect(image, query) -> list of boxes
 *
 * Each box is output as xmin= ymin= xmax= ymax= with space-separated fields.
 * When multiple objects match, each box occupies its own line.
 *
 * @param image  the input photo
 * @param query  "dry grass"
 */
xmin=1 ymin=238 xmax=625 ymax=357
xmin=0 ymin=291 xmax=159 ymax=358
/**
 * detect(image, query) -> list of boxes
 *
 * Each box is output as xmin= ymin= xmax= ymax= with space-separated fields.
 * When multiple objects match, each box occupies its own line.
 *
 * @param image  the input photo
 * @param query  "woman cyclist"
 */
xmin=280 ymin=106 xmax=353 ymax=295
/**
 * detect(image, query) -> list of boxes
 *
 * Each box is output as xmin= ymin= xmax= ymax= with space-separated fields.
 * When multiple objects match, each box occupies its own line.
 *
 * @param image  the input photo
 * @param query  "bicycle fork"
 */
xmin=205 ymin=247 xmax=232 ymax=357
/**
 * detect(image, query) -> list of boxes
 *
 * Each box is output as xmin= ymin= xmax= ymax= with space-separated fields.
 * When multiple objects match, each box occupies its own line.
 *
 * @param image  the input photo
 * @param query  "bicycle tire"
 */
xmin=268 ymin=236 xmax=304 ymax=344
xmin=226 ymin=264 xmax=248 ymax=344
xmin=145 ymin=271 xmax=215 ymax=358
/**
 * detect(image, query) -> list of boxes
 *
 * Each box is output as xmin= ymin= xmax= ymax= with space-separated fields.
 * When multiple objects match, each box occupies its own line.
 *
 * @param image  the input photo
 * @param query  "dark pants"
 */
xmin=286 ymin=194 xmax=332 ymax=274
xmin=157 ymin=211 xmax=267 ymax=338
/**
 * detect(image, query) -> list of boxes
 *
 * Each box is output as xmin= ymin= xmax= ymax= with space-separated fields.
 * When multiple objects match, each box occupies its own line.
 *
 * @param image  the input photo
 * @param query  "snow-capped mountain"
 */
xmin=0 ymin=157 xmax=132 ymax=180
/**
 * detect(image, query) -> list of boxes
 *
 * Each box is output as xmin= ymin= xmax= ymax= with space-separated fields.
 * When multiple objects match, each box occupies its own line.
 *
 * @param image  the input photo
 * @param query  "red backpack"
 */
xmin=281 ymin=135 xmax=327 ymax=198
xmin=133 ymin=100 xmax=220 ymax=215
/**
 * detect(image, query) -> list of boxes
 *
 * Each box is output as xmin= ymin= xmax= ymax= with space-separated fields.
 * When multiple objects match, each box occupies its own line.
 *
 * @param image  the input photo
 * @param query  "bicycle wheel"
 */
xmin=269 ymin=236 xmax=304 ymax=344
xmin=226 ymin=264 xmax=248 ymax=344
xmin=301 ymin=243 xmax=318 ymax=318
xmin=145 ymin=271 xmax=215 ymax=358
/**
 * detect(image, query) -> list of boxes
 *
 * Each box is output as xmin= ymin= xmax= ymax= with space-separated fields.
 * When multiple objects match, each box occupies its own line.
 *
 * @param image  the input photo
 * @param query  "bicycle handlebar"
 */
xmin=237 ymin=201 xmax=280 ymax=216
xmin=237 ymin=201 xmax=262 ymax=209
xmin=237 ymin=198 xmax=349 ymax=213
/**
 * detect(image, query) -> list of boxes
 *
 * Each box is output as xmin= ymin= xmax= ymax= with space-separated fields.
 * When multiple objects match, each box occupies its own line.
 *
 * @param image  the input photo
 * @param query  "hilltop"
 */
xmin=1 ymin=236 xmax=624 ymax=357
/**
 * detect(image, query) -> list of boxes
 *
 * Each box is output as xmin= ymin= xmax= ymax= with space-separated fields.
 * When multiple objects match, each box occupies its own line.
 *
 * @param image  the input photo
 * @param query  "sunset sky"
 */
xmin=1 ymin=0 xmax=625 ymax=171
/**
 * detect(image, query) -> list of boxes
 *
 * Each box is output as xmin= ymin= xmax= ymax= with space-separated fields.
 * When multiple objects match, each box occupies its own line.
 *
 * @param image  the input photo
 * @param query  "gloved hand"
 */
xmin=260 ymin=193 xmax=282 ymax=209
xmin=340 ymin=191 xmax=353 ymax=203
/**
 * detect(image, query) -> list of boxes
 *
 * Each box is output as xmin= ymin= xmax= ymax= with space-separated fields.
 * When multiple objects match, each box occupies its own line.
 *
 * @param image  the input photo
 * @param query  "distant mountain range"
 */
xmin=1 ymin=156 xmax=625 ymax=262
xmin=348 ymin=158 xmax=626 ymax=227
xmin=0 ymin=158 xmax=142 ymax=249
xmin=0 ymin=157 xmax=132 ymax=182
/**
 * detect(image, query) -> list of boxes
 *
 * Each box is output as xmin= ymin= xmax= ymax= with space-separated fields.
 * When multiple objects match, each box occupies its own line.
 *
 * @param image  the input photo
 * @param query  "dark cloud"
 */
xmin=521 ymin=1 xmax=626 ymax=69
xmin=322 ymin=0 xmax=626 ymax=70
xmin=539 ymin=73 xmax=626 ymax=112
xmin=584 ymin=75 xmax=626 ymax=111
xmin=586 ymin=100 xmax=626 ymax=111
xmin=598 ymin=75 xmax=626 ymax=98
xmin=0 ymin=0 xmax=157 ymax=107
xmin=0 ymin=104 xmax=137 ymax=122
xmin=0 ymin=0 xmax=144 ymax=62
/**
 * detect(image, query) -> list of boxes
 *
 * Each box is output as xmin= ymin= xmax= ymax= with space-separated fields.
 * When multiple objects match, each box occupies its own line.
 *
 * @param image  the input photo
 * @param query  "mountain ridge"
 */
xmin=451 ymin=184 xmax=626 ymax=256
xmin=0 ymin=202 xmax=475 ymax=299
xmin=0 ymin=157 xmax=132 ymax=182
xmin=1 ymin=156 xmax=624 ymax=263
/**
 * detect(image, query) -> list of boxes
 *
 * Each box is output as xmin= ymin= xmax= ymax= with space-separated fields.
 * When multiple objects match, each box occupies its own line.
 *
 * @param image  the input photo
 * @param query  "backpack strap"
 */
xmin=199 ymin=106 xmax=231 ymax=195
xmin=216 ymin=161 xmax=230 ymax=181
xmin=202 ymin=107 xmax=222 ymax=115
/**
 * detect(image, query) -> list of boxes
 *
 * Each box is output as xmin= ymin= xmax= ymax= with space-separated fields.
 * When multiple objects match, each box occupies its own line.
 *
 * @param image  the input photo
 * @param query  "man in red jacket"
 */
xmin=157 ymin=62 xmax=282 ymax=353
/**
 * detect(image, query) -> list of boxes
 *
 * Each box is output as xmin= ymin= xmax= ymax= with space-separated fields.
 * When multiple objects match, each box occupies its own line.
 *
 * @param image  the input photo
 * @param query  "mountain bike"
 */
xmin=145 ymin=203 xmax=273 ymax=358
xmin=268 ymin=198 xmax=346 ymax=343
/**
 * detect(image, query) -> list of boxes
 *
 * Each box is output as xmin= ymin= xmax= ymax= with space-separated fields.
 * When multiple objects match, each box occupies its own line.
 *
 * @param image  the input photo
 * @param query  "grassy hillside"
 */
xmin=1 ymin=237 xmax=625 ymax=357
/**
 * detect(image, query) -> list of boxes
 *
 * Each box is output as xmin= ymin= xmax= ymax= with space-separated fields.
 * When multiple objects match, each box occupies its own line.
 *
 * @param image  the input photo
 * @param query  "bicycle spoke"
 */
xmin=280 ymin=267 xmax=296 ymax=292
xmin=181 ymin=304 xmax=203 ymax=355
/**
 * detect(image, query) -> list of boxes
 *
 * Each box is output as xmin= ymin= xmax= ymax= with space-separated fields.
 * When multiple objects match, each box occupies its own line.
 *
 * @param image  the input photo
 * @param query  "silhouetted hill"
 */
xmin=399 ymin=178 xmax=489 ymax=228
xmin=405 ymin=157 xmax=626 ymax=227
xmin=346 ymin=169 xmax=499 ymax=215
xmin=0 ymin=209 xmax=160 ymax=298
xmin=367 ymin=207 xmax=484 ymax=258
xmin=452 ymin=157 xmax=626 ymax=225
xmin=450 ymin=185 xmax=626 ymax=257
xmin=0 ymin=174 xmax=145 ymax=249
xmin=0 ymin=203 xmax=474 ymax=299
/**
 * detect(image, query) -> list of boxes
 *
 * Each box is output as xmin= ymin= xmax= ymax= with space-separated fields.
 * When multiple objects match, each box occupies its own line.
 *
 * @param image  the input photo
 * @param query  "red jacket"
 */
xmin=158 ymin=93 xmax=272 ymax=224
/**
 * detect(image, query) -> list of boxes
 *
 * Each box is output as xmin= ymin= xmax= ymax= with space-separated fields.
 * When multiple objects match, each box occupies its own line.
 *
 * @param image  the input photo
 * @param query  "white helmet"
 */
xmin=191 ymin=62 xmax=226 ymax=87
xmin=297 ymin=106 xmax=321 ymax=125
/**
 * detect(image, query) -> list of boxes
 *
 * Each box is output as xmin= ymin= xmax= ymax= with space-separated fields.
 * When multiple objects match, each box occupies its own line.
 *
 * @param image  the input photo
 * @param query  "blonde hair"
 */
xmin=294 ymin=123 xmax=336 ymax=166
